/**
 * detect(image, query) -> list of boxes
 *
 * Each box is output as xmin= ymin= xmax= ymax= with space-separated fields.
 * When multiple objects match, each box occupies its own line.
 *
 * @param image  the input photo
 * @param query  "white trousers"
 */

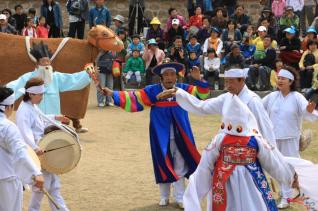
xmin=277 ymin=138 xmax=300 ymax=199
xmin=159 ymin=138 xmax=188 ymax=203
xmin=28 ymin=171 xmax=69 ymax=211
xmin=0 ymin=177 xmax=23 ymax=211
xmin=126 ymin=71 xmax=141 ymax=83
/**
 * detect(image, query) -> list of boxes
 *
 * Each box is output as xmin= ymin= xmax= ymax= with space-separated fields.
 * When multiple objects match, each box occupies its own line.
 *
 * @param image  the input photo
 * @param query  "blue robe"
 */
xmin=7 ymin=70 xmax=91 ymax=115
xmin=112 ymin=80 xmax=210 ymax=183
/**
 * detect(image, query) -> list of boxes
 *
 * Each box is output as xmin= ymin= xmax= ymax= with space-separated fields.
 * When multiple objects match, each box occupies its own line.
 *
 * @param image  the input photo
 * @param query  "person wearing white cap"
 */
xmin=159 ymin=68 xmax=277 ymax=146
xmin=167 ymin=19 xmax=185 ymax=47
xmin=102 ymin=62 xmax=210 ymax=209
xmin=166 ymin=7 xmax=187 ymax=31
xmin=0 ymin=86 xmax=44 ymax=211
xmin=183 ymin=95 xmax=297 ymax=211
xmin=16 ymin=77 xmax=70 ymax=211
xmin=249 ymin=25 xmax=277 ymax=60
xmin=0 ymin=13 xmax=17 ymax=34
xmin=262 ymin=68 xmax=318 ymax=209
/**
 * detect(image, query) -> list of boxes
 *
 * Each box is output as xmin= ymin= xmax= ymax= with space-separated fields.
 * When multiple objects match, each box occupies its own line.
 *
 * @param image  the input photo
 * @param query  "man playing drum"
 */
xmin=102 ymin=61 xmax=210 ymax=208
xmin=0 ymin=86 xmax=44 ymax=211
xmin=6 ymin=41 xmax=95 ymax=133
xmin=16 ymin=77 xmax=70 ymax=211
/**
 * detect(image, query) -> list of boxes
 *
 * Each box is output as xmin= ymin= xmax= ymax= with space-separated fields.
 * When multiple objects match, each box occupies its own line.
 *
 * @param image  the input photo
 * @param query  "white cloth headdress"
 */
xmin=220 ymin=95 xmax=260 ymax=136
xmin=18 ymin=85 xmax=45 ymax=95
xmin=223 ymin=68 xmax=249 ymax=78
xmin=278 ymin=69 xmax=294 ymax=81
xmin=0 ymin=93 xmax=15 ymax=111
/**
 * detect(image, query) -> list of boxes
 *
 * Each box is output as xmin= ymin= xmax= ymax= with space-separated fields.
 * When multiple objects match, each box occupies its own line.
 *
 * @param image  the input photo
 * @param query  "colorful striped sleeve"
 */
xmin=186 ymin=80 xmax=210 ymax=100
xmin=113 ymin=89 xmax=153 ymax=112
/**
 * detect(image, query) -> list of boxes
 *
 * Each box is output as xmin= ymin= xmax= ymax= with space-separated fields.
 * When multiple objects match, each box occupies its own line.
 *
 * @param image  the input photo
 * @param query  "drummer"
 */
xmin=15 ymin=77 xmax=70 ymax=211
xmin=0 ymin=86 xmax=44 ymax=211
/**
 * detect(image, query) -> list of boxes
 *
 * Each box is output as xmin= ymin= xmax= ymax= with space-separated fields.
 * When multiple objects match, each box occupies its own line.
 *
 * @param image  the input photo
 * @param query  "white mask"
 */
xmin=35 ymin=65 xmax=53 ymax=84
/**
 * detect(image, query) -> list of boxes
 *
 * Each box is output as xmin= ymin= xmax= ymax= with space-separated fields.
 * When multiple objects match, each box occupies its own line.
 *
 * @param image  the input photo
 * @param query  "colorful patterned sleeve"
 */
xmin=112 ymin=89 xmax=153 ymax=112
xmin=184 ymin=80 xmax=210 ymax=100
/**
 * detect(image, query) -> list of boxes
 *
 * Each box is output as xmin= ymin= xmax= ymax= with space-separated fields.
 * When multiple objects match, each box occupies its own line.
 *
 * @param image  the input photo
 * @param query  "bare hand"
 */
xmin=280 ymin=46 xmax=286 ymax=50
xmin=156 ymin=88 xmax=178 ymax=100
xmin=33 ymin=175 xmax=45 ymax=190
xmin=55 ymin=115 xmax=70 ymax=124
xmin=102 ymin=87 xmax=113 ymax=96
xmin=35 ymin=148 xmax=44 ymax=156
xmin=84 ymin=63 xmax=97 ymax=78
xmin=306 ymin=101 xmax=316 ymax=113
xmin=190 ymin=66 xmax=201 ymax=80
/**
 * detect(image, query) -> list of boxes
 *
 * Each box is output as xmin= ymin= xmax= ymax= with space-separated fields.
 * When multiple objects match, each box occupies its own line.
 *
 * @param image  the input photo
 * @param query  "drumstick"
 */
xmin=43 ymin=189 xmax=61 ymax=210
xmin=44 ymin=144 xmax=75 ymax=153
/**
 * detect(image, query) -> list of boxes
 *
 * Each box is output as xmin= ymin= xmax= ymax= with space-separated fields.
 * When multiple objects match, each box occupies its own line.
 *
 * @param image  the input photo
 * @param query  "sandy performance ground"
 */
xmin=21 ymin=85 xmax=317 ymax=211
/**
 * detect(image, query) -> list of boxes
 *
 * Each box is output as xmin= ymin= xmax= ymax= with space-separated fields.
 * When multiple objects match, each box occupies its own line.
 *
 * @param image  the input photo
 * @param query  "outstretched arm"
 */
xmin=102 ymin=87 xmax=153 ymax=112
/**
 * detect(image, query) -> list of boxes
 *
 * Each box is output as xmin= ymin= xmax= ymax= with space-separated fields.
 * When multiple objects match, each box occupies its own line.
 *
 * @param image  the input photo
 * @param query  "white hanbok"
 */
xmin=284 ymin=157 xmax=318 ymax=210
xmin=175 ymin=85 xmax=277 ymax=145
xmin=16 ymin=101 xmax=69 ymax=211
xmin=262 ymin=91 xmax=318 ymax=199
xmin=262 ymin=91 xmax=318 ymax=157
xmin=184 ymin=133 xmax=295 ymax=211
xmin=0 ymin=112 xmax=41 ymax=211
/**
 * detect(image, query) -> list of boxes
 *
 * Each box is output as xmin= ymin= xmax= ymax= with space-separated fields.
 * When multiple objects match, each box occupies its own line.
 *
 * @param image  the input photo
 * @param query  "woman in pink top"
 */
xmin=36 ymin=16 xmax=49 ymax=38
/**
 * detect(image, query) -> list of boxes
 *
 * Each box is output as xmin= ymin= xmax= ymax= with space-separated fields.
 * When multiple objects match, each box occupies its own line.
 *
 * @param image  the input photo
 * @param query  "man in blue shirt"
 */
xmin=89 ymin=0 xmax=111 ymax=28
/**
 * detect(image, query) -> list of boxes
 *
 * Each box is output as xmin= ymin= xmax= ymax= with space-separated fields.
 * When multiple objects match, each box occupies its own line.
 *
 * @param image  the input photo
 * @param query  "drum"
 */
xmin=38 ymin=125 xmax=81 ymax=174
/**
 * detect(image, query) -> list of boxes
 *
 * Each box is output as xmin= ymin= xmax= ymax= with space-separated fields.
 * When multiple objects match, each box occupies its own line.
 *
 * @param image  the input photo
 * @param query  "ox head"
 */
xmin=87 ymin=25 xmax=124 ymax=52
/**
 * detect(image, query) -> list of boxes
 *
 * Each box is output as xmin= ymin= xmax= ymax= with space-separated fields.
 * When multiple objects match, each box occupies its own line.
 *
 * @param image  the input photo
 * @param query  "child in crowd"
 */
xmin=240 ymin=36 xmax=256 ymax=65
xmin=186 ymin=35 xmax=201 ymax=58
xmin=22 ymin=16 xmax=37 ymax=37
xmin=270 ymin=59 xmax=284 ymax=89
xmin=126 ymin=34 xmax=145 ymax=59
xmin=188 ymin=51 xmax=200 ymax=70
xmin=204 ymin=48 xmax=220 ymax=89
xmin=124 ymin=49 xmax=145 ymax=86
xmin=95 ymin=50 xmax=115 ymax=107
xmin=27 ymin=8 xmax=38 ymax=27
xmin=36 ymin=16 xmax=49 ymax=38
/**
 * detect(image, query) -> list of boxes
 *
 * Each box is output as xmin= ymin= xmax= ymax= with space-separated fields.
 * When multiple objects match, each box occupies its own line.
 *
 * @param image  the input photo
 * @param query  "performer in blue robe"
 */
xmin=6 ymin=41 xmax=93 ymax=133
xmin=102 ymin=62 xmax=210 ymax=208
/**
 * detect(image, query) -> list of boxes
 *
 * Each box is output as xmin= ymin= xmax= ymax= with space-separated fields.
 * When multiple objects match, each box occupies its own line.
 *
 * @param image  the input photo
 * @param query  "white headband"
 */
xmin=161 ymin=67 xmax=176 ymax=74
xmin=0 ymin=93 xmax=15 ymax=111
xmin=278 ymin=69 xmax=294 ymax=81
xmin=18 ymin=85 xmax=45 ymax=95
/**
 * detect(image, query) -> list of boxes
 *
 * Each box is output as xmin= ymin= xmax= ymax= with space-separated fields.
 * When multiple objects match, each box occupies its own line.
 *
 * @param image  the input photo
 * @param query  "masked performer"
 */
xmin=7 ymin=41 xmax=95 ymax=133
xmin=183 ymin=95 xmax=297 ymax=211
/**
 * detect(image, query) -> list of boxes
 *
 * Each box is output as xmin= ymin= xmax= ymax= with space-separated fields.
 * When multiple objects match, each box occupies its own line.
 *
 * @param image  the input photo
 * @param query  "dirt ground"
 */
xmin=21 ymin=85 xmax=318 ymax=211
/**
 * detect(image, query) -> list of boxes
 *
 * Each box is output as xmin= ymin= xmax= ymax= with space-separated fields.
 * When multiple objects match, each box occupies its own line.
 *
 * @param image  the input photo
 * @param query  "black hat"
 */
xmin=30 ymin=41 xmax=52 ymax=61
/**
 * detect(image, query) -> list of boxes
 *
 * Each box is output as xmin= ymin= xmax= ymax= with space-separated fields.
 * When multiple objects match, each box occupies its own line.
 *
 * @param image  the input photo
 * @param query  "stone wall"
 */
xmin=0 ymin=0 xmax=263 ymax=33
